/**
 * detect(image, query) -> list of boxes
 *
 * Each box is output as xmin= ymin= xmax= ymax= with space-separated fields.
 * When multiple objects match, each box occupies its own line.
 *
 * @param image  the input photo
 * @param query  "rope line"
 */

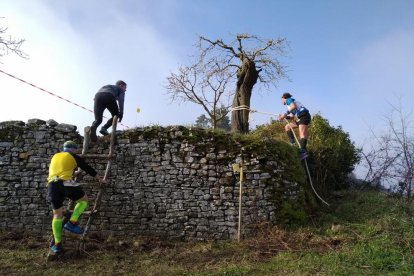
xmin=232 ymin=105 xmax=279 ymax=117
xmin=284 ymin=118 xmax=329 ymax=206
xmin=0 ymin=68 xmax=129 ymax=128
xmin=232 ymin=105 xmax=329 ymax=206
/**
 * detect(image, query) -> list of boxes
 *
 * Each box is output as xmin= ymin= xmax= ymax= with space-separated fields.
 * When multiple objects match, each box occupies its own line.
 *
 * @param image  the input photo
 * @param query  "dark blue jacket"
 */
xmin=97 ymin=85 xmax=125 ymax=117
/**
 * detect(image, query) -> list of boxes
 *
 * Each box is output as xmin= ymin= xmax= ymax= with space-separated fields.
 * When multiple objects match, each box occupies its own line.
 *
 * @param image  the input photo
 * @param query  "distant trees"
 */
xmin=195 ymin=114 xmax=210 ymax=129
xmin=215 ymin=108 xmax=231 ymax=131
xmin=167 ymin=34 xmax=289 ymax=133
xmin=0 ymin=18 xmax=27 ymax=60
xmin=362 ymin=101 xmax=414 ymax=198
xmin=194 ymin=105 xmax=231 ymax=131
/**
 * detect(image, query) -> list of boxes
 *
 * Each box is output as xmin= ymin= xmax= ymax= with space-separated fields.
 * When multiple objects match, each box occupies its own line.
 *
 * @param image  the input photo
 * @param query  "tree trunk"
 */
xmin=231 ymin=58 xmax=259 ymax=133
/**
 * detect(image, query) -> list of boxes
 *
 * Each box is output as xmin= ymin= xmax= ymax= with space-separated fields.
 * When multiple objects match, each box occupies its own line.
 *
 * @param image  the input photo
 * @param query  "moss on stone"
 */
xmin=106 ymin=124 xmax=309 ymax=224
xmin=0 ymin=126 xmax=24 ymax=142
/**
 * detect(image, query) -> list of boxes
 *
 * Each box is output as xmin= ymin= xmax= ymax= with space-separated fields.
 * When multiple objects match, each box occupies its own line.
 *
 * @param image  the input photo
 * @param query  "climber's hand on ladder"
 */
xmin=94 ymin=175 xmax=107 ymax=186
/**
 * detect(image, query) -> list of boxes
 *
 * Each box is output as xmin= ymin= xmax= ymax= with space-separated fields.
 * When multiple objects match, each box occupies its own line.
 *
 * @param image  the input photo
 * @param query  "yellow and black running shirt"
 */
xmin=47 ymin=151 xmax=97 ymax=183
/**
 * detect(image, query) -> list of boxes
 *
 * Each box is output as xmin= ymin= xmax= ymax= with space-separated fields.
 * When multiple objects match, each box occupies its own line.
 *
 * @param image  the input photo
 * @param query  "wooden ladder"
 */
xmin=77 ymin=115 xmax=118 ymax=251
xmin=46 ymin=116 xmax=118 ymax=261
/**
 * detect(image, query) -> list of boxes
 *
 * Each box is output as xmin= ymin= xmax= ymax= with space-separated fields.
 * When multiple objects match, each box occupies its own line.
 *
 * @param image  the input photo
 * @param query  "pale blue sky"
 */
xmin=1 ymin=0 xmax=414 ymax=176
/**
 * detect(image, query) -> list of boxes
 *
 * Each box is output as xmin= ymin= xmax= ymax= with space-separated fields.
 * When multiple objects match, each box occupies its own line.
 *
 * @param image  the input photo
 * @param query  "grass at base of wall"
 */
xmin=2 ymin=189 xmax=414 ymax=275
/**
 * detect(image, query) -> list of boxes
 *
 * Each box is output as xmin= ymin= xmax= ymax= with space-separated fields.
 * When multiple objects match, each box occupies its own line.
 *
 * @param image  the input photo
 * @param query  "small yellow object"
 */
xmin=136 ymin=107 xmax=141 ymax=113
xmin=232 ymin=163 xmax=240 ymax=173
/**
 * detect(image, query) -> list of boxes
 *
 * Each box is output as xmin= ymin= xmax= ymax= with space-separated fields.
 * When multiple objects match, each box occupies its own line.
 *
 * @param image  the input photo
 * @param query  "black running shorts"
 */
xmin=297 ymin=112 xmax=311 ymax=125
xmin=46 ymin=180 xmax=85 ymax=210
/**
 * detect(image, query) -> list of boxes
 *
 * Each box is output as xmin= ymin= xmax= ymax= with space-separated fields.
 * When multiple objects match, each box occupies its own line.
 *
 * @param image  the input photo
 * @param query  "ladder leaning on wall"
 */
xmin=77 ymin=115 xmax=118 ymax=251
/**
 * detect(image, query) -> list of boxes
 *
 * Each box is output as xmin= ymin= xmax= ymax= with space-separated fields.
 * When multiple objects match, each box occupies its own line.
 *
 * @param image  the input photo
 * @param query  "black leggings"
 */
xmin=91 ymin=92 xmax=119 ymax=131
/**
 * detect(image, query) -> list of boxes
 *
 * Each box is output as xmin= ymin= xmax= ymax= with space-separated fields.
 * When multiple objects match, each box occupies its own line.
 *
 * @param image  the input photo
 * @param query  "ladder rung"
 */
xmin=81 ymin=153 xmax=115 ymax=160
xmin=65 ymin=209 xmax=96 ymax=215
xmin=82 ymin=210 xmax=98 ymax=216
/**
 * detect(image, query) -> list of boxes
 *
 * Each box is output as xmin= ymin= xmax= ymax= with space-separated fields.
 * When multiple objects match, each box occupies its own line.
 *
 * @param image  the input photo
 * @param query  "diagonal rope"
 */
xmin=283 ymin=118 xmax=329 ymax=206
xmin=231 ymin=105 xmax=329 ymax=206
xmin=0 ymin=68 xmax=130 ymax=128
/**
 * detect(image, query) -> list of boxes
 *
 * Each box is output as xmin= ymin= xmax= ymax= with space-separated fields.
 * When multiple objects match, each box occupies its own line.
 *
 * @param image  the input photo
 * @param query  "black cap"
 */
xmin=282 ymin=92 xmax=292 ymax=99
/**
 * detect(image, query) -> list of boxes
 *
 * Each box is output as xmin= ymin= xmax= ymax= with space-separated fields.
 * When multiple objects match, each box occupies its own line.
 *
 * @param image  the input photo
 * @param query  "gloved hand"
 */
xmin=74 ymin=169 xmax=84 ymax=182
xmin=95 ymin=175 xmax=107 ymax=186
xmin=118 ymin=113 xmax=123 ymax=122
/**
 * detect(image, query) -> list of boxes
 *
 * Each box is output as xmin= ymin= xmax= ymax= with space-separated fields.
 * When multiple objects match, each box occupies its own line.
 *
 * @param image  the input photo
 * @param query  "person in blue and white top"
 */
xmin=278 ymin=92 xmax=311 ymax=160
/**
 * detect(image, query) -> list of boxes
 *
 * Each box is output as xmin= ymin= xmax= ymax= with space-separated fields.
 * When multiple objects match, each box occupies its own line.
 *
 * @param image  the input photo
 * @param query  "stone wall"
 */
xmin=0 ymin=119 xmax=304 ymax=240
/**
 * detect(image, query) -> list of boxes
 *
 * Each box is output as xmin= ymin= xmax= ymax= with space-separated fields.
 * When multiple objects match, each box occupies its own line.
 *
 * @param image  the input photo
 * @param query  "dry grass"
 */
xmin=0 ymin=221 xmax=341 ymax=275
xmin=3 ymin=190 xmax=413 ymax=275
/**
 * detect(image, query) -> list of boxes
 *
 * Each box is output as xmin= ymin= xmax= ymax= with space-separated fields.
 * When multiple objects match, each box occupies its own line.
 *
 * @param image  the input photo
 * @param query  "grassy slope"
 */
xmin=1 ymin=189 xmax=414 ymax=275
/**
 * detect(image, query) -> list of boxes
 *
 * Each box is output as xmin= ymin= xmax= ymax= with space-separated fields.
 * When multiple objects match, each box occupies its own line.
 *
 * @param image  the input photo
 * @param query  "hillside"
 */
xmin=1 ymin=188 xmax=413 ymax=275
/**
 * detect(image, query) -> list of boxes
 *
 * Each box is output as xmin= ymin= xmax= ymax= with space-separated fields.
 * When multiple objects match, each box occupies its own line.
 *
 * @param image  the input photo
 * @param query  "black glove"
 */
xmin=118 ymin=114 xmax=123 ymax=122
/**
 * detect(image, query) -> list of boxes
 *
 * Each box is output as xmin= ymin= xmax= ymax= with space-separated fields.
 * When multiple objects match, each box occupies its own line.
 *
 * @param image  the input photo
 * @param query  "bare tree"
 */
xmin=362 ymin=100 xmax=414 ymax=198
xmin=199 ymin=34 xmax=289 ymax=132
xmin=0 ymin=18 xmax=28 ymax=60
xmin=166 ymin=59 xmax=233 ymax=129
xmin=167 ymin=34 xmax=289 ymax=133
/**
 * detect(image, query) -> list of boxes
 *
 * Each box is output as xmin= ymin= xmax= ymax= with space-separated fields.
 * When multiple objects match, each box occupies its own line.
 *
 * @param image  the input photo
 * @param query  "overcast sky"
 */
xmin=1 ymin=0 xmax=414 ymax=176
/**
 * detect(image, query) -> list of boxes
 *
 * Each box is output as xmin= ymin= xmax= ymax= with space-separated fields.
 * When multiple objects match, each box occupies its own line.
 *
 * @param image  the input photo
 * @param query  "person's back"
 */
xmin=90 ymin=80 xmax=127 ymax=142
xmin=97 ymin=85 xmax=122 ymax=98
xmin=47 ymin=152 xmax=77 ymax=182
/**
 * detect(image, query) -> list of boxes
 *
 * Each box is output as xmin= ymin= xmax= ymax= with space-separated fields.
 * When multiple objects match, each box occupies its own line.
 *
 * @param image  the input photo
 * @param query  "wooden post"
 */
xmin=237 ymin=148 xmax=244 ymax=242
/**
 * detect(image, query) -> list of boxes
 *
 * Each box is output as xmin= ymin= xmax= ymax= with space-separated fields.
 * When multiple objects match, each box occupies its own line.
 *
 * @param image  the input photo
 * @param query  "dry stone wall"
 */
xmin=0 ymin=119 xmax=304 ymax=240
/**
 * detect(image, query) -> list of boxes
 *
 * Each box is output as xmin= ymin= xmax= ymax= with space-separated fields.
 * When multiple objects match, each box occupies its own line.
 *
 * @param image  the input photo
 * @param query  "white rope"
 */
xmin=283 ymin=118 xmax=329 ymax=206
xmin=231 ymin=105 xmax=329 ymax=206
xmin=231 ymin=105 xmax=253 ymax=124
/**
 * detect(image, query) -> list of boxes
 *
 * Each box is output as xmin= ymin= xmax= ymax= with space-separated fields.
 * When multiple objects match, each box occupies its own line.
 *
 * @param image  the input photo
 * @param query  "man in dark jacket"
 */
xmin=90 ymin=80 xmax=127 ymax=142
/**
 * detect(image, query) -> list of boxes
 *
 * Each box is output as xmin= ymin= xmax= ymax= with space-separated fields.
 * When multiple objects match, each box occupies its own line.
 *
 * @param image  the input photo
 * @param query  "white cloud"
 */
xmin=1 ymin=2 xmax=101 ymax=129
xmin=342 ymin=29 xmax=414 ymax=178
xmin=0 ymin=1 xmax=201 ymax=134
xmin=351 ymin=29 xmax=414 ymax=100
xmin=336 ymin=29 xmax=414 ymax=145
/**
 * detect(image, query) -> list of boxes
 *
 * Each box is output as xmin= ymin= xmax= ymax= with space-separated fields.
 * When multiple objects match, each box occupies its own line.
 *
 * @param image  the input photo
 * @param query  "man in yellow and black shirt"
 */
xmin=47 ymin=140 xmax=105 ymax=253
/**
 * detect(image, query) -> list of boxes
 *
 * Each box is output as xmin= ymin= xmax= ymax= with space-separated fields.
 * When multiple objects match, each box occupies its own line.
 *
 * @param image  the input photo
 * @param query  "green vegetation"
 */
xmin=252 ymin=114 xmax=361 ymax=196
xmin=0 ymin=115 xmax=367 ymax=273
xmin=194 ymin=105 xmax=231 ymax=131
xmin=307 ymin=114 xmax=361 ymax=190
xmin=0 ymin=124 xmax=24 ymax=141
xmin=2 ymin=189 xmax=414 ymax=275
xmin=123 ymin=114 xmax=360 ymax=225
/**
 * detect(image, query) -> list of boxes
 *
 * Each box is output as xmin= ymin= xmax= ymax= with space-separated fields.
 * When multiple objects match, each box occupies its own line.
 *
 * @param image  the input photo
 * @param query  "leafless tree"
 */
xmin=362 ymin=100 xmax=414 ymax=198
xmin=167 ymin=34 xmax=289 ymax=132
xmin=0 ymin=18 xmax=28 ymax=60
xmin=166 ymin=60 xmax=233 ymax=129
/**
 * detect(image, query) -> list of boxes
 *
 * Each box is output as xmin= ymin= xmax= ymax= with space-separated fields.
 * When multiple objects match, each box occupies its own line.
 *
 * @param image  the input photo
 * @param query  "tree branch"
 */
xmin=0 ymin=23 xmax=28 ymax=59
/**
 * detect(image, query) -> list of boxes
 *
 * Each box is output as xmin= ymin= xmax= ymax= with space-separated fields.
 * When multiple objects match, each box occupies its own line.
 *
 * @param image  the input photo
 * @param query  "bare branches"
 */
xmin=200 ymin=36 xmax=239 ymax=58
xmin=167 ymin=33 xmax=289 ymax=132
xmin=362 ymin=100 xmax=414 ymax=197
xmin=166 ymin=65 xmax=209 ymax=116
xmin=199 ymin=34 xmax=289 ymax=86
xmin=0 ymin=20 xmax=28 ymax=59
xmin=166 ymin=60 xmax=234 ymax=125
